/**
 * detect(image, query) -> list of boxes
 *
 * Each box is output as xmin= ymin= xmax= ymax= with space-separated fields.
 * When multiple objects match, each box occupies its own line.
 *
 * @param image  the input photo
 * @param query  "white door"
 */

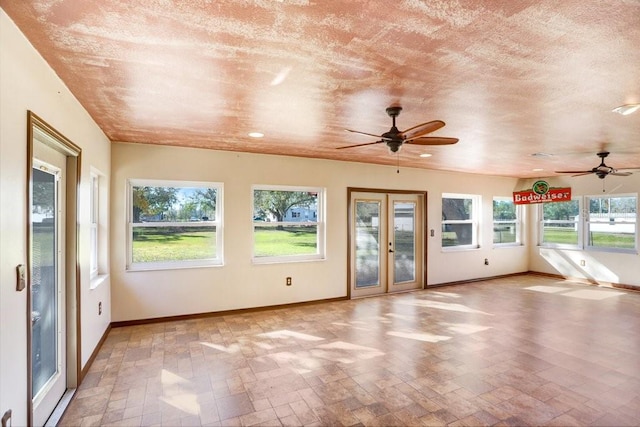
xmin=350 ymin=191 xmax=424 ymax=298
xmin=31 ymin=144 xmax=67 ymax=426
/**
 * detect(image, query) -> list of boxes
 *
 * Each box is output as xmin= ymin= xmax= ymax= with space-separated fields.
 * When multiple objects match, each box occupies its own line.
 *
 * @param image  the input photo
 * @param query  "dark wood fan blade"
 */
xmin=555 ymin=170 xmax=593 ymax=174
xmin=406 ymin=136 xmax=459 ymax=146
xmin=571 ymin=172 xmax=594 ymax=177
xmin=345 ymin=129 xmax=388 ymax=139
xmin=400 ymin=120 xmax=445 ymax=140
xmin=336 ymin=140 xmax=384 ymax=150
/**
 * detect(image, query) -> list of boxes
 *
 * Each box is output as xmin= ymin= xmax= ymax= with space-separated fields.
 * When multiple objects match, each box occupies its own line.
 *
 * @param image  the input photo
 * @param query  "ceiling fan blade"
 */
xmin=345 ymin=129 xmax=389 ymax=140
xmin=406 ymin=136 xmax=459 ymax=146
xmin=336 ymin=140 xmax=384 ymax=150
xmin=610 ymin=171 xmax=633 ymax=176
xmin=614 ymin=166 xmax=640 ymax=171
xmin=400 ymin=120 xmax=445 ymax=140
xmin=555 ymin=170 xmax=593 ymax=174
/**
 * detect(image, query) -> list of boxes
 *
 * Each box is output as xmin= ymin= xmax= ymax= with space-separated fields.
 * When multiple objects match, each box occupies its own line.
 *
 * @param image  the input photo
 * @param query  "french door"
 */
xmin=349 ymin=190 xmax=425 ymax=298
xmin=31 ymin=146 xmax=67 ymax=426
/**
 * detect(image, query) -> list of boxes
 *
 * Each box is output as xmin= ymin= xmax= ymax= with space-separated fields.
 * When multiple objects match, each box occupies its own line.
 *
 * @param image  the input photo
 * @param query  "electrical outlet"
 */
xmin=580 ymin=259 xmax=586 ymax=266
xmin=286 ymin=277 xmax=292 ymax=286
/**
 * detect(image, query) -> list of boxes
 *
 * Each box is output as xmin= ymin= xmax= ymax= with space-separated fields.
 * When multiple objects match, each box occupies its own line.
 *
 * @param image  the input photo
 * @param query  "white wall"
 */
xmin=111 ymin=142 xmax=528 ymax=322
xmin=0 ymin=9 xmax=111 ymax=425
xmin=527 ymin=174 xmax=640 ymax=286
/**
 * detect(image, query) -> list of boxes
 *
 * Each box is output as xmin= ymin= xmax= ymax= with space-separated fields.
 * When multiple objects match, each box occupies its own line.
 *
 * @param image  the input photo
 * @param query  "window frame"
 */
xmin=492 ymin=197 xmax=522 ymax=247
xmin=538 ymin=198 xmax=582 ymax=249
xmin=126 ymin=179 xmax=223 ymax=271
xmin=89 ymin=171 xmax=99 ymax=279
xmin=441 ymin=193 xmax=480 ymax=250
xmin=252 ymin=184 xmax=325 ymax=264
xmin=585 ymin=193 xmax=637 ymax=253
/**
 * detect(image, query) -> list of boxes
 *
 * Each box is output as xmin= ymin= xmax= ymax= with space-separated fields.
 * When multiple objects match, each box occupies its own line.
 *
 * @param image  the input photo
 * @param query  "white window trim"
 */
xmin=584 ymin=193 xmax=638 ymax=254
xmin=252 ymin=184 xmax=325 ymax=264
xmin=492 ymin=197 xmax=522 ymax=247
xmin=89 ymin=171 xmax=99 ymax=279
xmin=538 ymin=197 xmax=582 ymax=250
xmin=442 ymin=193 xmax=480 ymax=251
xmin=89 ymin=167 xmax=110 ymax=289
xmin=126 ymin=179 xmax=224 ymax=271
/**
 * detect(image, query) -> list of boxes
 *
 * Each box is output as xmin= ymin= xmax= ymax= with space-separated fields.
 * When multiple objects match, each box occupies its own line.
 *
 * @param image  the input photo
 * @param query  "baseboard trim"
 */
xmin=80 ymin=324 xmax=111 ymax=380
xmin=426 ymin=271 xmax=531 ymax=288
xmin=525 ymin=270 xmax=640 ymax=293
xmin=111 ymin=296 xmax=349 ymax=328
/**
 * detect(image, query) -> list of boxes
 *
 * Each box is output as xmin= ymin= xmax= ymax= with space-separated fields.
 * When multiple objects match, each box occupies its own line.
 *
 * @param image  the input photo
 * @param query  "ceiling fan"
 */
xmin=337 ymin=105 xmax=458 ymax=153
xmin=555 ymin=151 xmax=640 ymax=179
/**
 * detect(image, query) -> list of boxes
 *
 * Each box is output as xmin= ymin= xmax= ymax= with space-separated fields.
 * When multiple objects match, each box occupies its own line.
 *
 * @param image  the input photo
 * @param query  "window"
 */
xmin=539 ymin=199 xmax=580 ymax=248
xmin=90 ymin=172 xmax=99 ymax=278
xmin=493 ymin=197 xmax=521 ymax=245
xmin=442 ymin=193 xmax=479 ymax=249
xmin=252 ymin=185 xmax=324 ymax=263
xmin=586 ymin=195 xmax=637 ymax=252
xmin=90 ymin=167 xmax=109 ymax=287
xmin=127 ymin=180 xmax=223 ymax=270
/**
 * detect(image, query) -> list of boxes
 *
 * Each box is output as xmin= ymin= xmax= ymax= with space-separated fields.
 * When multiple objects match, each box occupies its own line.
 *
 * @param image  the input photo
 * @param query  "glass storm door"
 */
xmin=31 ymin=155 xmax=66 ymax=426
xmin=350 ymin=192 xmax=423 ymax=298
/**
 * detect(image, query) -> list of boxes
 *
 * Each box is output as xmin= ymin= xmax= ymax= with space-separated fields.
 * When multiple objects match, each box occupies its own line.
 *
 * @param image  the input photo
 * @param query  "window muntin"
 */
xmin=252 ymin=186 xmax=324 ymax=263
xmin=539 ymin=199 xmax=580 ymax=248
xmin=127 ymin=180 xmax=223 ymax=270
xmin=442 ymin=194 xmax=479 ymax=249
xmin=586 ymin=195 xmax=637 ymax=251
xmin=493 ymin=197 xmax=521 ymax=245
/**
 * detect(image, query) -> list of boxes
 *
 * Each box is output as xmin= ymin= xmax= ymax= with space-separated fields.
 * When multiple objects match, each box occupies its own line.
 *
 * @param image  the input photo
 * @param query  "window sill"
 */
xmin=538 ymin=244 xmax=580 ymax=250
xmin=493 ymin=243 xmax=523 ymax=249
xmin=584 ymin=246 xmax=638 ymax=255
xmin=252 ymin=256 xmax=325 ymax=265
xmin=90 ymin=274 xmax=109 ymax=290
xmin=441 ymin=246 xmax=480 ymax=252
xmin=127 ymin=260 xmax=224 ymax=272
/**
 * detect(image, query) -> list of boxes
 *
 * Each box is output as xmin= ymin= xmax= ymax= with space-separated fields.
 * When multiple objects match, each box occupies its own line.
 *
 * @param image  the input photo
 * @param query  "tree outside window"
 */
xmin=252 ymin=186 xmax=324 ymax=262
xmin=442 ymin=194 xmax=479 ymax=248
xmin=128 ymin=180 xmax=223 ymax=270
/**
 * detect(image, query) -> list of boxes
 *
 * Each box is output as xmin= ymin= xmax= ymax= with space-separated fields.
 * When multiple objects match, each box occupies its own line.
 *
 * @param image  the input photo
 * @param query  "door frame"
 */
xmin=27 ymin=111 xmax=81 ymax=426
xmin=346 ymin=187 xmax=428 ymax=299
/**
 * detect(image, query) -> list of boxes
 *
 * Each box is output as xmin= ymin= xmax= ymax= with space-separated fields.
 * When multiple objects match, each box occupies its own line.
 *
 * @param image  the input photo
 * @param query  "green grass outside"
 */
xmin=253 ymin=226 xmax=317 ymax=257
xmin=133 ymin=226 xmax=318 ymax=262
xmin=444 ymin=227 xmax=635 ymax=249
xmin=544 ymin=227 xmax=634 ymax=248
xmin=132 ymin=225 xmax=636 ymax=263
xmin=32 ymin=226 xmax=55 ymax=266
xmin=133 ymin=227 xmax=217 ymax=262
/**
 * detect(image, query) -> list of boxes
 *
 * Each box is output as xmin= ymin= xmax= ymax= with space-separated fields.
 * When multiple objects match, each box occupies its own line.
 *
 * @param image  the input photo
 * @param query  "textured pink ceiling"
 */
xmin=3 ymin=1 xmax=640 ymax=177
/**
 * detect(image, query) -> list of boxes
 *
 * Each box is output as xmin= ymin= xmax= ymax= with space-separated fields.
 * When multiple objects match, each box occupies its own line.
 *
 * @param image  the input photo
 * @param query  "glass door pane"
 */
xmin=31 ymin=167 xmax=59 ymax=399
xmin=393 ymin=201 xmax=416 ymax=283
xmin=355 ymin=200 xmax=381 ymax=288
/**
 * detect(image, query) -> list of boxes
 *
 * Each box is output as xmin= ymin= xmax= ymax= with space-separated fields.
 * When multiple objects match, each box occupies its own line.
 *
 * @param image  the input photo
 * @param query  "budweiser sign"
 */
xmin=513 ymin=181 xmax=571 ymax=205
